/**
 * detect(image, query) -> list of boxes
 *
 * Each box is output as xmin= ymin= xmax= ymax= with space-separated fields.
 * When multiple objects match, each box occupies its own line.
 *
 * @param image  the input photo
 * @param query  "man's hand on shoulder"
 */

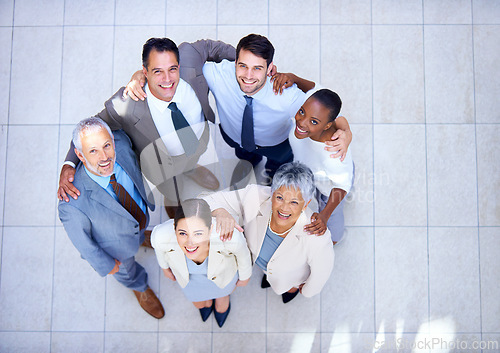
xmin=123 ymin=70 xmax=147 ymax=101
xmin=324 ymin=116 xmax=352 ymax=161
xmin=58 ymin=164 xmax=80 ymax=202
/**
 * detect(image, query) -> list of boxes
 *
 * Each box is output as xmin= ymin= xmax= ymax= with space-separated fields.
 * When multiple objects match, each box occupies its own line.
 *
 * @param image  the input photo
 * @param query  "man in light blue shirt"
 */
xmin=202 ymin=34 xmax=303 ymax=180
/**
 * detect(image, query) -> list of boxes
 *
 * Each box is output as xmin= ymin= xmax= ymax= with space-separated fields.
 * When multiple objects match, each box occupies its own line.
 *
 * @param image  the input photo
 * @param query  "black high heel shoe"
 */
xmin=261 ymin=275 xmax=271 ymax=288
xmin=199 ymin=301 xmax=214 ymax=322
xmin=214 ymin=303 xmax=231 ymax=327
xmin=281 ymin=290 xmax=299 ymax=304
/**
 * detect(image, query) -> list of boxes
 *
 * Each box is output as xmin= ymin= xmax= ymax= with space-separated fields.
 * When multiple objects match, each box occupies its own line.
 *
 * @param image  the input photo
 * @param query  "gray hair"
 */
xmin=72 ymin=117 xmax=114 ymax=153
xmin=271 ymin=162 xmax=315 ymax=202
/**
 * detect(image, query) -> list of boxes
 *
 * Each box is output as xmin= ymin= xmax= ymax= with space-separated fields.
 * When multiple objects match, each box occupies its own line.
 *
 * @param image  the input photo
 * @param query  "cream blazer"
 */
xmin=151 ymin=219 xmax=253 ymax=289
xmin=202 ymin=184 xmax=334 ymax=297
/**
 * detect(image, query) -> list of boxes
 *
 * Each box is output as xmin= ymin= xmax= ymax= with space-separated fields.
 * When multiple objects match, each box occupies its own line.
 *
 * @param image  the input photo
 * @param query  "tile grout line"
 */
xmin=421 ymin=0 xmax=432 ymax=346
xmin=5 ymin=23 xmax=497 ymax=28
xmin=3 ymin=224 xmax=497 ymax=229
xmin=266 ymin=5 xmax=269 ymax=353
xmin=369 ymin=0 xmax=376 ymax=342
xmin=470 ymin=1 xmax=484 ymax=349
xmin=212 ymin=2 xmax=218 ymax=352
xmin=48 ymin=0 xmax=69 ymax=350
xmin=167 ymin=0 xmax=168 ymax=37
xmin=0 ymin=0 xmax=16 ymax=309
xmin=215 ymin=0 xmax=218 ymax=41
xmin=4 ymin=122 xmax=500 ymax=127
xmin=318 ymin=1 xmax=322 ymax=350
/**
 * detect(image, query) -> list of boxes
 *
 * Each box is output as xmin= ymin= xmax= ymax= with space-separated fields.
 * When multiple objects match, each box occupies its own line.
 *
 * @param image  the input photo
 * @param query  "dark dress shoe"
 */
xmin=133 ymin=288 xmax=165 ymax=319
xmin=230 ymin=160 xmax=254 ymax=190
xmin=199 ymin=302 xmax=214 ymax=322
xmin=214 ymin=303 xmax=231 ymax=328
xmin=185 ymin=165 xmax=220 ymax=190
xmin=261 ymin=275 xmax=271 ymax=288
xmin=281 ymin=290 xmax=299 ymax=304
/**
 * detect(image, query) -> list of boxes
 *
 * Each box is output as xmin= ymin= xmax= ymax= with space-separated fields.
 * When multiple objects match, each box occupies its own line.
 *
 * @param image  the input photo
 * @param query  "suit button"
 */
xmin=211 ymin=277 xmax=216 ymax=280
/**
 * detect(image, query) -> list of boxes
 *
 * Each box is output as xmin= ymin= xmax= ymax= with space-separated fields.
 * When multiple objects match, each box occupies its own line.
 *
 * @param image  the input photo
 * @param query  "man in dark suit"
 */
xmin=58 ymin=117 xmax=164 ymax=319
xmin=57 ymin=38 xmax=236 ymax=214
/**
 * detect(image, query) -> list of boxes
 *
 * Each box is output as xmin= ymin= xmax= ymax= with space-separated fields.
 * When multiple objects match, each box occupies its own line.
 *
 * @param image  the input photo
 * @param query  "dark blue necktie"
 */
xmin=241 ymin=95 xmax=256 ymax=152
xmin=168 ymin=102 xmax=198 ymax=156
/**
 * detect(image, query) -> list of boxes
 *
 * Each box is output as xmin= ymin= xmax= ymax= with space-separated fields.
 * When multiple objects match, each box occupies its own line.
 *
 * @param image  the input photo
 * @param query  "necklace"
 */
xmin=268 ymin=212 xmax=294 ymax=237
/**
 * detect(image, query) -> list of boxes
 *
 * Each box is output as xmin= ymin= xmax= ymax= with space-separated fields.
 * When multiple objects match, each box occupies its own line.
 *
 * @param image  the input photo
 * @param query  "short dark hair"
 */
xmin=173 ymin=198 xmax=212 ymax=229
xmin=309 ymin=89 xmax=342 ymax=122
xmin=142 ymin=37 xmax=179 ymax=69
xmin=236 ymin=34 xmax=274 ymax=67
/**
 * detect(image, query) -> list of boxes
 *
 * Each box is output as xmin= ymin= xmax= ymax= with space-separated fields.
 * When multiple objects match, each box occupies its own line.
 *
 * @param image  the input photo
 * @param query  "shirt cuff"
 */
xmin=63 ymin=161 xmax=76 ymax=169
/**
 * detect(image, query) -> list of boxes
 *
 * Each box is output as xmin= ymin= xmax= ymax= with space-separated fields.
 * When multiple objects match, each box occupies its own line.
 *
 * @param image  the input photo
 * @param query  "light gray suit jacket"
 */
xmin=64 ymin=40 xmax=236 ymax=197
xmin=59 ymin=131 xmax=154 ymax=277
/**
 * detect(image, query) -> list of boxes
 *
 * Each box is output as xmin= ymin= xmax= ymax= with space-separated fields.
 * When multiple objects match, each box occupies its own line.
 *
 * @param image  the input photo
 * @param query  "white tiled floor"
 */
xmin=0 ymin=1 xmax=499 ymax=352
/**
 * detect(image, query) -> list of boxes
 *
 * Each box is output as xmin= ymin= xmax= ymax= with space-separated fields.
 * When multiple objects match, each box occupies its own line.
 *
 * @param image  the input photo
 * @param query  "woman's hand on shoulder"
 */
xmin=236 ymin=278 xmax=250 ymax=287
xmin=304 ymin=212 xmax=327 ymax=236
xmin=212 ymin=208 xmax=244 ymax=241
xmin=162 ymin=268 xmax=176 ymax=281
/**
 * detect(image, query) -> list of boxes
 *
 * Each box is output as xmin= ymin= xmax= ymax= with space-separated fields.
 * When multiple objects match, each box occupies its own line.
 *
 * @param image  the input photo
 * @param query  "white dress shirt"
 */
xmin=202 ymin=59 xmax=306 ymax=147
xmin=289 ymin=122 xmax=354 ymax=196
xmin=146 ymin=78 xmax=205 ymax=156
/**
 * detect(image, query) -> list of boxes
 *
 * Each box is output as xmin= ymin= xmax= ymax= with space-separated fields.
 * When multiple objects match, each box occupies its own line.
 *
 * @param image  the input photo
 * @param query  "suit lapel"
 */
xmin=132 ymin=99 xmax=161 ymax=143
xmin=116 ymin=140 xmax=148 ymax=204
xmin=78 ymin=167 xmax=135 ymax=221
xmin=207 ymin=238 xmax=223 ymax=278
xmin=254 ymin=200 xmax=272 ymax=256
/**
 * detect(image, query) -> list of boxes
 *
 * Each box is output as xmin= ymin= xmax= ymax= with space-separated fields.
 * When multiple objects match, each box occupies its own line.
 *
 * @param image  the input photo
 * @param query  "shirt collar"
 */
xmin=84 ymin=166 xmax=111 ymax=189
xmin=84 ymin=162 xmax=122 ymax=189
xmin=146 ymin=79 xmax=185 ymax=113
xmin=241 ymin=75 xmax=271 ymax=101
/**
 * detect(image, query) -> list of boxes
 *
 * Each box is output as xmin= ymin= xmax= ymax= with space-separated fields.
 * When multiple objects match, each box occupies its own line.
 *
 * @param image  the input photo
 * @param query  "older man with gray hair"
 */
xmin=58 ymin=117 xmax=165 ymax=319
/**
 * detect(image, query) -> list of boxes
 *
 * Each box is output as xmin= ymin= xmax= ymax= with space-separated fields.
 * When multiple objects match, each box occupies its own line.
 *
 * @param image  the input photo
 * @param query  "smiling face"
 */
xmin=175 ymin=216 xmax=211 ymax=264
xmin=294 ymin=97 xmax=334 ymax=142
xmin=270 ymin=186 xmax=310 ymax=233
xmin=75 ymin=128 xmax=115 ymax=177
xmin=235 ymin=49 xmax=271 ymax=96
xmin=143 ymin=49 xmax=180 ymax=102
